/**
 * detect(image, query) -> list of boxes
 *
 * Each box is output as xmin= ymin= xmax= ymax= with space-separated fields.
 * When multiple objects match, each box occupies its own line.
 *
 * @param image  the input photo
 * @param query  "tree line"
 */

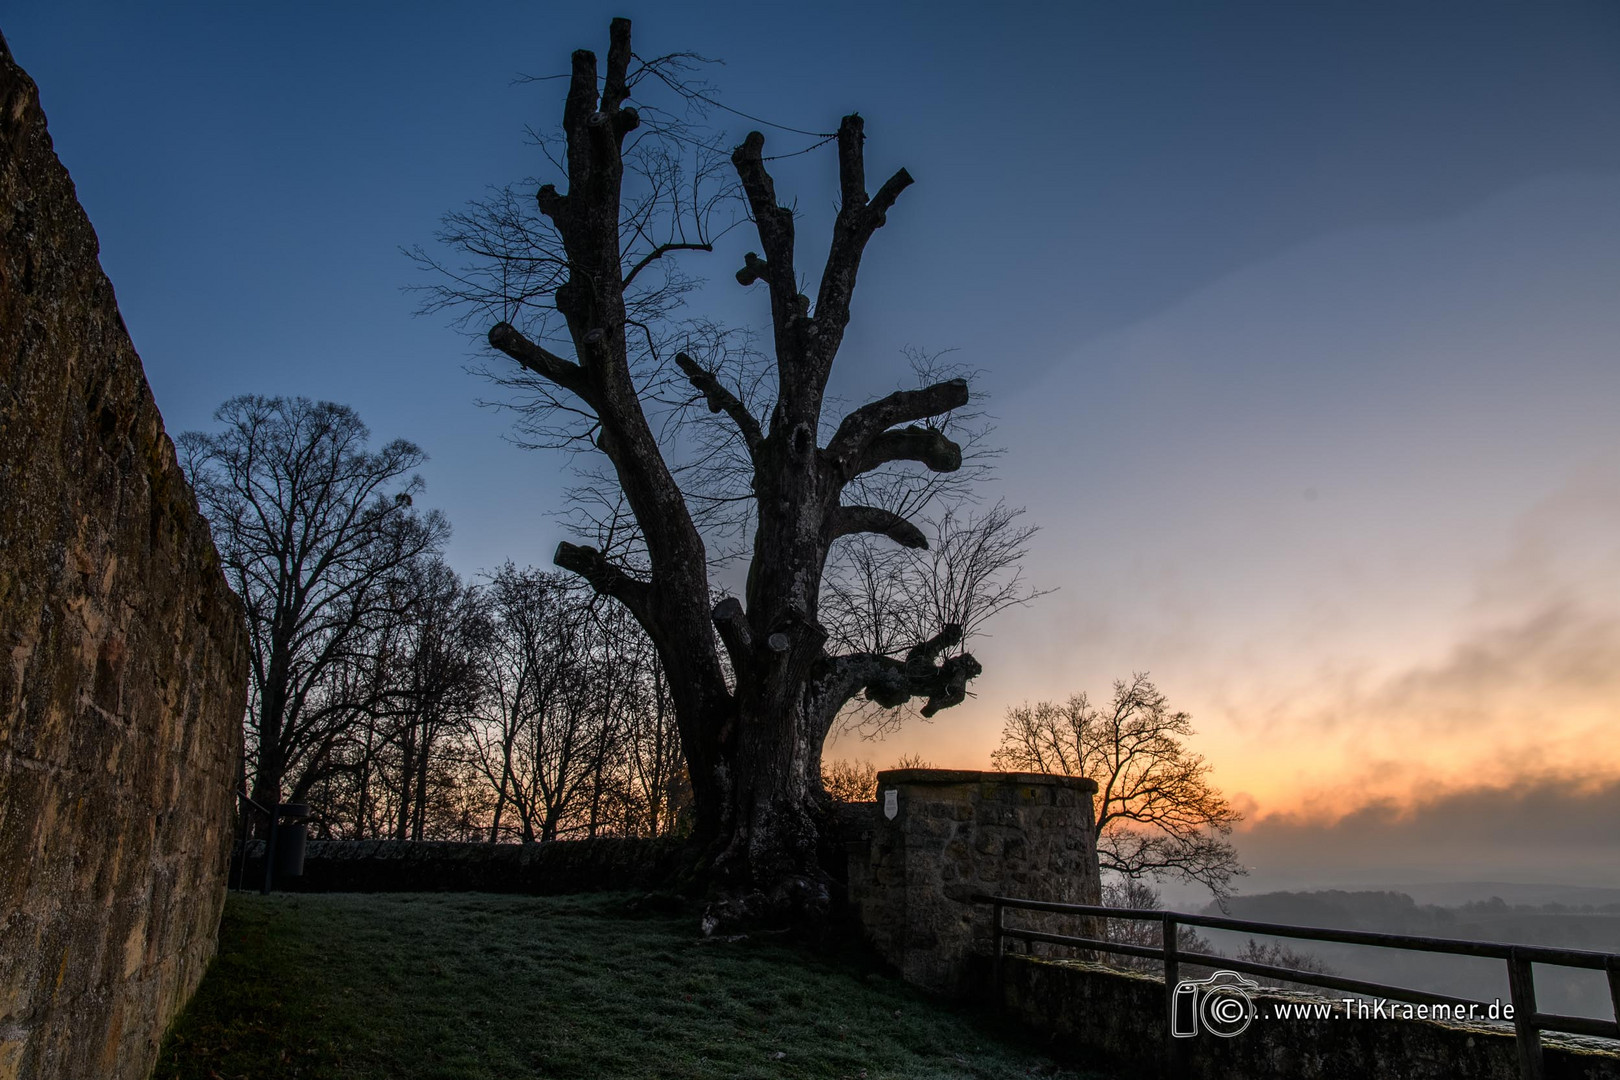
xmin=182 ymin=395 xmax=687 ymax=842
xmin=180 ymin=392 xmax=1035 ymax=848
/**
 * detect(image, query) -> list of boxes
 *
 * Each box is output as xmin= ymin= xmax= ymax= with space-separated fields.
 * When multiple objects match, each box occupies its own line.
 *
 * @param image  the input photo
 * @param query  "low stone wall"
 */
xmin=1002 ymin=955 xmax=1620 ymax=1080
xmin=237 ymin=837 xmax=690 ymax=895
xmin=0 ymin=32 xmax=249 ymax=1080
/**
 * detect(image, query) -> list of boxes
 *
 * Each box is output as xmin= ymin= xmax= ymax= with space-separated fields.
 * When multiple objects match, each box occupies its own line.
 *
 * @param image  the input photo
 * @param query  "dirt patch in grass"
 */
xmin=155 ymin=892 xmax=1107 ymax=1080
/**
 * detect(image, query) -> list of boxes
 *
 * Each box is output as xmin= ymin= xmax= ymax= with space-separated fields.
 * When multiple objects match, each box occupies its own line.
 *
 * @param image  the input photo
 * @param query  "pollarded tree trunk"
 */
xmin=483 ymin=20 xmax=980 ymax=926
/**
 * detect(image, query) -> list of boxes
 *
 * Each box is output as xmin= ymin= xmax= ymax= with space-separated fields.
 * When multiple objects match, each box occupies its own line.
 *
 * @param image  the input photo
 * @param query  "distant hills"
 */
xmin=1194 ymin=888 xmax=1620 ymax=1019
xmin=1378 ymin=881 xmax=1620 ymax=909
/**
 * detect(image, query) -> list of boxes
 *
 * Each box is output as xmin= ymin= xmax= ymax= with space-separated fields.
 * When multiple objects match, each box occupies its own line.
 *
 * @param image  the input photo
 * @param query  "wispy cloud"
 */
xmin=1202 ymin=462 xmax=1620 ymax=814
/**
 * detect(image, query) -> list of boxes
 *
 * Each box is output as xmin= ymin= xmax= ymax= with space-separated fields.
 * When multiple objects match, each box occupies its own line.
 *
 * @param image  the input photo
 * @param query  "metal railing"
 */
xmin=976 ymin=894 xmax=1620 ymax=1080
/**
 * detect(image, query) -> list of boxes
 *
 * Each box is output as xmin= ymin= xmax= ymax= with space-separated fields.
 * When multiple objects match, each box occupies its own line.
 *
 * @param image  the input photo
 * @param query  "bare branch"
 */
xmin=711 ymin=596 xmax=752 ymax=670
xmin=991 ymin=674 xmax=1246 ymax=901
xmin=554 ymin=540 xmax=652 ymax=625
xmin=675 ymin=351 xmax=764 ymax=454
xmin=489 ymin=322 xmax=591 ymax=399
xmin=623 ymin=241 xmax=713 ymax=286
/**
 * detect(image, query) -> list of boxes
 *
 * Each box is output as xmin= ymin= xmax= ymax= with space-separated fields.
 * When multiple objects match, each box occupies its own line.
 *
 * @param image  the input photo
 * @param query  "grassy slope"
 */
xmin=155 ymin=892 xmax=1105 ymax=1080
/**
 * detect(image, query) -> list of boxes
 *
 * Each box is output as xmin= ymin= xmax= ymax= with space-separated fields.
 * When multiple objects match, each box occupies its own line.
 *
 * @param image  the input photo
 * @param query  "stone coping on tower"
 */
xmin=874 ymin=768 xmax=1098 ymax=793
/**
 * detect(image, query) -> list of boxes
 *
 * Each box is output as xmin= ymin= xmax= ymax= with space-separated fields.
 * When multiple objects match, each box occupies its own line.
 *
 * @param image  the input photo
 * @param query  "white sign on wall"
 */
xmin=883 ymin=788 xmax=899 ymax=820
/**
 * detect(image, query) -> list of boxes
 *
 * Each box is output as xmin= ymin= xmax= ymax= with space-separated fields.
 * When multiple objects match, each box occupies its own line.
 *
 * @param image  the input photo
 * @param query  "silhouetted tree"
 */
xmin=469 ymin=565 xmax=597 ymax=842
xmin=608 ymin=606 xmax=688 ymax=838
xmin=1096 ymin=879 xmax=1215 ymax=973
xmin=387 ymin=558 xmax=489 ymax=841
xmin=993 ymin=674 xmax=1246 ymax=900
xmin=180 ymin=396 xmax=449 ymax=813
xmin=822 ymin=501 xmax=1047 ymax=738
xmin=1229 ymin=937 xmax=1335 ymax=989
xmin=419 ymin=19 xmax=1020 ymax=923
xmin=820 ymin=759 xmax=879 ymax=804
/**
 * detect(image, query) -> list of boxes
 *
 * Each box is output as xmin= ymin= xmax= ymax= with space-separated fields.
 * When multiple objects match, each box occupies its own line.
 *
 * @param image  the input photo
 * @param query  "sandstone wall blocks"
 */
xmin=853 ymin=769 xmax=1102 ymax=999
xmin=0 ymin=34 xmax=249 ymax=1080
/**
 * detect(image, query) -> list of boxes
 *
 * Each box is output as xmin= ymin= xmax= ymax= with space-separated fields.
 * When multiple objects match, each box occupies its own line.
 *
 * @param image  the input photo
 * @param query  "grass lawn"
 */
xmin=155 ymin=892 xmax=1108 ymax=1080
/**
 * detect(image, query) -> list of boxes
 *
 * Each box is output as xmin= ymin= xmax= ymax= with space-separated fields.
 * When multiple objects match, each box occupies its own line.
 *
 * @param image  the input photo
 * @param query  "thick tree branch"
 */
xmin=603 ymin=17 xmax=633 ymax=112
xmin=563 ymin=49 xmax=600 ymax=196
xmin=734 ymin=251 xmax=769 ymax=286
xmin=915 ymin=654 xmax=980 ymax=717
xmin=675 ymin=352 xmax=764 ymax=454
xmin=825 ymin=377 xmax=969 ymax=465
xmin=848 ymin=425 xmax=962 ymax=479
xmin=731 ymin=132 xmax=801 ymax=331
xmin=536 ymin=182 xmax=568 ymax=223
xmin=554 ymin=541 xmax=653 ymax=621
xmin=811 ymin=621 xmax=980 ymax=731
xmin=837 ymin=111 xmax=868 ymax=208
xmin=812 ymin=115 xmax=913 ymax=361
xmin=905 ymin=623 xmax=962 ymax=667
xmin=712 ymin=597 xmax=753 ymax=672
xmin=867 ymin=167 xmax=912 ymax=220
xmin=826 ymin=505 xmax=927 ymax=549
xmin=489 ymin=322 xmax=592 ymax=400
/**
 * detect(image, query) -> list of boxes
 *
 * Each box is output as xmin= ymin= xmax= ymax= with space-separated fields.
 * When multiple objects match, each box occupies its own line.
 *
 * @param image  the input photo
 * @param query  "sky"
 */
xmin=7 ymin=2 xmax=1619 ymax=895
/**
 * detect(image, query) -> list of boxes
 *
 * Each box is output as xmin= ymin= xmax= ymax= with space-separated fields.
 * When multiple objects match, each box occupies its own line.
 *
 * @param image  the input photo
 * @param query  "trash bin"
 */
xmin=273 ymin=802 xmax=309 ymax=879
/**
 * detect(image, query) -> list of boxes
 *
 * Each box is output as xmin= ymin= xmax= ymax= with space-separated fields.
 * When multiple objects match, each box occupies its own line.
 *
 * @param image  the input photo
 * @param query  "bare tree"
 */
xmin=1229 ymin=938 xmax=1335 ymax=990
xmin=469 ymin=565 xmax=595 ymax=842
xmin=612 ymin=612 xmax=688 ymax=837
xmin=992 ymin=674 xmax=1246 ymax=900
xmin=822 ymin=501 xmax=1048 ymax=738
xmin=386 ymin=558 xmax=488 ymax=841
xmin=1095 ymin=879 xmax=1216 ymax=974
xmin=420 ymin=19 xmax=1025 ymax=923
xmin=180 ymin=396 xmax=449 ymax=813
xmin=820 ymin=759 xmax=878 ymax=804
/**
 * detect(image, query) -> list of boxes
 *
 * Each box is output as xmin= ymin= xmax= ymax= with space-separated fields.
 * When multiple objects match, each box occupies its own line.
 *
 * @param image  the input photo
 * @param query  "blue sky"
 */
xmin=8 ymin=2 xmax=1620 ymax=888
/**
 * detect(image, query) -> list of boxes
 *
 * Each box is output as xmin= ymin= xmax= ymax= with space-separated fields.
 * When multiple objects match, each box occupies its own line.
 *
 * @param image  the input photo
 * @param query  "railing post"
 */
xmin=1507 ymin=948 xmax=1545 ymax=1080
xmin=233 ymin=793 xmax=250 ymax=893
xmin=1608 ymin=955 xmax=1620 ymax=1045
xmin=260 ymin=807 xmax=279 ymax=896
xmin=992 ymin=900 xmax=1005 ymax=1010
xmin=1163 ymin=913 xmax=1181 ymax=1075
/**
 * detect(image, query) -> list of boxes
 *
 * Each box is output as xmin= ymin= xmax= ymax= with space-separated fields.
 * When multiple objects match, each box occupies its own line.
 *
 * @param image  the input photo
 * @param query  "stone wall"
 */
xmin=0 ymin=33 xmax=249 ymax=1080
xmin=849 ymin=769 xmax=1101 ymax=997
xmin=1001 ymin=956 xmax=1620 ymax=1080
xmin=234 ymin=837 xmax=690 ymax=895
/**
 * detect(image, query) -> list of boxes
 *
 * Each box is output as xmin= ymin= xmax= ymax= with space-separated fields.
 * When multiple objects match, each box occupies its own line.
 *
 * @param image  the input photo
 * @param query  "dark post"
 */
xmin=1164 ymin=913 xmax=1182 ymax=1075
xmin=273 ymin=802 xmax=310 ymax=881
xmin=1608 ymin=956 xmax=1620 ymax=1043
xmin=991 ymin=901 xmax=1005 ymax=1010
xmin=259 ymin=809 xmax=279 ymax=895
xmin=232 ymin=793 xmax=251 ymax=892
xmin=1507 ymin=949 xmax=1545 ymax=1080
